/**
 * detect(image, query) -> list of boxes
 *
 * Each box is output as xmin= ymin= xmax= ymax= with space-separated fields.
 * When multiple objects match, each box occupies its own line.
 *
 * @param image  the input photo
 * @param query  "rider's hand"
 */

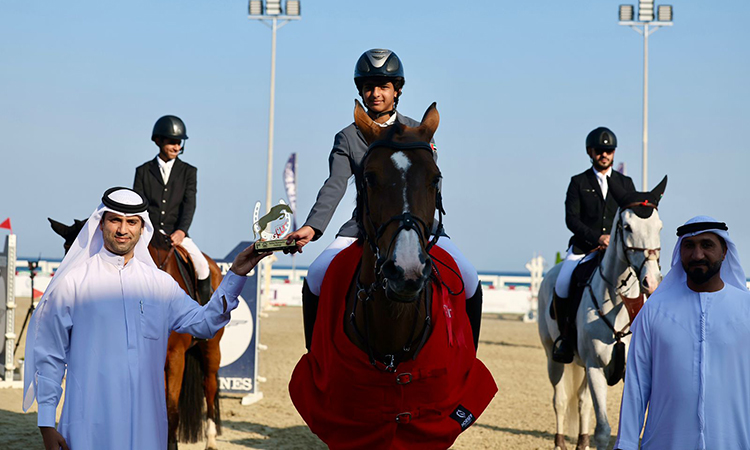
xmin=284 ymin=226 xmax=316 ymax=254
xmin=598 ymin=234 xmax=610 ymax=250
xmin=230 ymin=243 xmax=272 ymax=276
xmin=40 ymin=427 xmax=69 ymax=450
xmin=171 ymin=230 xmax=186 ymax=246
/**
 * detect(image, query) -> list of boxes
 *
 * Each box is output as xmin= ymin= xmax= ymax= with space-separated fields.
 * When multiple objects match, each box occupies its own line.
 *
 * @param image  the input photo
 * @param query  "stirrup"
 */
xmin=552 ymin=336 xmax=574 ymax=364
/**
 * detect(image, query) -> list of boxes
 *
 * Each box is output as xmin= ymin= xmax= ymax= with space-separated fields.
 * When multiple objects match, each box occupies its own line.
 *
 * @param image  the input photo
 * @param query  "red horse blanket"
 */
xmin=289 ymin=242 xmax=497 ymax=450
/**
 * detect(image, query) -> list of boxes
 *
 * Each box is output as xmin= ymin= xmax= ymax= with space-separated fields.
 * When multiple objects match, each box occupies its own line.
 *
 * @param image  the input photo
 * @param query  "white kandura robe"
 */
xmin=33 ymin=247 xmax=245 ymax=450
xmin=615 ymin=282 xmax=750 ymax=450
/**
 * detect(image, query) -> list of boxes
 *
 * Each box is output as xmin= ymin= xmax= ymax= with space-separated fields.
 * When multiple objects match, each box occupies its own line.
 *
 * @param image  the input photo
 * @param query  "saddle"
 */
xmin=151 ymin=233 xmax=206 ymax=305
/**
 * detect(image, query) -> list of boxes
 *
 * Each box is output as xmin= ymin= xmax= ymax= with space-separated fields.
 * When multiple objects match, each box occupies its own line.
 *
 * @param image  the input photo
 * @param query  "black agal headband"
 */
xmin=102 ymin=187 xmax=149 ymax=214
xmin=676 ymin=221 xmax=728 ymax=237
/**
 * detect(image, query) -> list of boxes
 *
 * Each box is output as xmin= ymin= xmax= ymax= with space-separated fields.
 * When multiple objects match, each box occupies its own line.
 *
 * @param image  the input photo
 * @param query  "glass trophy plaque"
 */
xmin=253 ymin=201 xmax=296 ymax=251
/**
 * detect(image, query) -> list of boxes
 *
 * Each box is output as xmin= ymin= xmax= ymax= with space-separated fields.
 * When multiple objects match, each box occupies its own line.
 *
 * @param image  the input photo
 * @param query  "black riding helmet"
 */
xmin=354 ymin=49 xmax=405 ymax=111
xmin=152 ymin=115 xmax=188 ymax=153
xmin=586 ymin=127 xmax=617 ymax=151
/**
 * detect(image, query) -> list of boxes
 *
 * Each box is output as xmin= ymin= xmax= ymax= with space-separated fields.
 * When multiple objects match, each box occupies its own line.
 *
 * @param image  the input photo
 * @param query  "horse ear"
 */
xmin=650 ymin=175 xmax=667 ymax=204
xmin=417 ymin=102 xmax=440 ymax=142
xmin=48 ymin=218 xmax=70 ymax=238
xmin=353 ymin=99 xmax=387 ymax=145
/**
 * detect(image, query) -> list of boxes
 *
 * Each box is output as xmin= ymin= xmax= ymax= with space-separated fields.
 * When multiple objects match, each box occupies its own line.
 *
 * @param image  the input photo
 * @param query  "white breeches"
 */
xmin=305 ymin=236 xmax=479 ymax=299
xmin=306 ymin=237 xmax=358 ymax=296
xmin=181 ymin=237 xmax=210 ymax=280
xmin=554 ymin=246 xmax=596 ymax=298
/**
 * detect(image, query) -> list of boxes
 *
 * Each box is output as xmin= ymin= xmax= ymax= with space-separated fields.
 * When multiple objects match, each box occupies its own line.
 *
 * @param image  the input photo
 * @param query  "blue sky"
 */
xmin=1 ymin=0 xmax=749 ymax=272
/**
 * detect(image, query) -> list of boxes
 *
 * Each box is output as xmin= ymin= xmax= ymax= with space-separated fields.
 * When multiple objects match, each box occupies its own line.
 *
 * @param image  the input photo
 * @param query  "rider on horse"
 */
xmin=134 ymin=115 xmax=212 ymax=303
xmin=285 ymin=49 xmax=480 ymax=348
xmin=552 ymin=127 xmax=636 ymax=363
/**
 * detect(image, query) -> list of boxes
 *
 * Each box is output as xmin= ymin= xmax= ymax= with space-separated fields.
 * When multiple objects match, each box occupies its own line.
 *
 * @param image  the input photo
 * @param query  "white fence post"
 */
xmin=523 ymin=254 xmax=545 ymax=323
xmin=1 ymin=234 xmax=20 ymax=387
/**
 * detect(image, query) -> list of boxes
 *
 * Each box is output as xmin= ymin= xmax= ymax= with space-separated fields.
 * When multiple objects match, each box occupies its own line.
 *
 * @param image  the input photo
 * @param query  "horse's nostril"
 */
xmin=381 ymin=260 xmax=402 ymax=280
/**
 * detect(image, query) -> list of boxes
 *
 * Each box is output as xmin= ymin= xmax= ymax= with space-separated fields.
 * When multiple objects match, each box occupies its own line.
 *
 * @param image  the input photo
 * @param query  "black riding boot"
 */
xmin=197 ymin=277 xmax=212 ymax=305
xmin=302 ymin=279 xmax=319 ymax=351
xmin=552 ymin=292 xmax=575 ymax=364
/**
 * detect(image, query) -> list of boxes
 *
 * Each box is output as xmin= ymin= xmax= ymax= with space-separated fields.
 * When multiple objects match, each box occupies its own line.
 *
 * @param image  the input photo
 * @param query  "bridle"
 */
xmin=349 ymin=139 xmax=447 ymax=372
xmin=589 ymin=201 xmax=660 ymax=343
xmin=357 ymin=140 xmax=446 ymax=292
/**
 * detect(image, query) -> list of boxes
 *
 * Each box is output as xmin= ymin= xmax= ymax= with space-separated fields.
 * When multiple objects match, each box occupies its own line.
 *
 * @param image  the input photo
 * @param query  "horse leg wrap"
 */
xmin=554 ymin=433 xmax=568 ymax=450
xmin=575 ymin=433 xmax=590 ymax=450
xmin=465 ymin=281 xmax=483 ymax=350
xmin=302 ymin=279 xmax=319 ymax=351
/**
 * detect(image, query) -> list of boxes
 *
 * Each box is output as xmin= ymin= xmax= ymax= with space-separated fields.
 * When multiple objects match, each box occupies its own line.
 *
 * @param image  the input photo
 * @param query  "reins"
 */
xmin=349 ymin=138 xmax=459 ymax=372
xmin=586 ymin=202 xmax=660 ymax=345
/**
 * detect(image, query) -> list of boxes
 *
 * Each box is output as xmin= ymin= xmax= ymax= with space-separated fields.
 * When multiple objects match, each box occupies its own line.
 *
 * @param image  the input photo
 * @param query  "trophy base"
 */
xmin=256 ymin=239 xmax=296 ymax=252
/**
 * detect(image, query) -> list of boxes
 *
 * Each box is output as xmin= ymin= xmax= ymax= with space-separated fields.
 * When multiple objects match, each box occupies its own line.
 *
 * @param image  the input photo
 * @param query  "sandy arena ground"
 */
xmin=1 ymin=296 xmax=624 ymax=449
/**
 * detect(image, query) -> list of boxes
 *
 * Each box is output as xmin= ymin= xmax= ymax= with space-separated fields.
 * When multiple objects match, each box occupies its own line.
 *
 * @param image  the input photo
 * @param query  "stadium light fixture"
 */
xmin=618 ymin=2 xmax=674 ymax=190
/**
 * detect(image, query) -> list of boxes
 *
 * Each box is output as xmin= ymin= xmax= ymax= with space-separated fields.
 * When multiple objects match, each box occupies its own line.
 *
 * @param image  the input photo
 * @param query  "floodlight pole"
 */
xmin=248 ymin=14 xmax=300 ymax=215
xmin=619 ymin=19 xmax=672 ymax=191
xmin=249 ymin=9 xmax=300 ymax=310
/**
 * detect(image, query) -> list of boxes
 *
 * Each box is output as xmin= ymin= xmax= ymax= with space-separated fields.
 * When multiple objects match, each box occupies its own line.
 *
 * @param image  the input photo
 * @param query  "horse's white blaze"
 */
xmin=394 ymin=229 xmax=424 ymax=281
xmin=391 ymin=151 xmax=411 ymax=211
xmin=390 ymin=151 xmax=423 ymax=280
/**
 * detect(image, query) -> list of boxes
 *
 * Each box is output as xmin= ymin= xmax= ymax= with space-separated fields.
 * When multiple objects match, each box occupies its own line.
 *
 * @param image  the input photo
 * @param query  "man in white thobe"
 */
xmin=23 ymin=187 xmax=270 ymax=450
xmin=615 ymin=216 xmax=750 ymax=450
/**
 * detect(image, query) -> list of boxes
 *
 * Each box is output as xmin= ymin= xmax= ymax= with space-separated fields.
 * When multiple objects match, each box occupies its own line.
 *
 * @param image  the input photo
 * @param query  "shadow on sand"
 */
xmin=221 ymin=419 xmax=326 ymax=449
xmin=479 ymin=339 xmax=542 ymax=350
xmin=474 ymin=423 xmax=618 ymax=449
xmin=0 ymin=409 xmax=41 ymax=448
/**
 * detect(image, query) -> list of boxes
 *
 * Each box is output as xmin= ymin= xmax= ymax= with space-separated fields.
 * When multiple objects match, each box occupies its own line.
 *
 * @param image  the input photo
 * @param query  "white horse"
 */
xmin=538 ymin=177 xmax=667 ymax=450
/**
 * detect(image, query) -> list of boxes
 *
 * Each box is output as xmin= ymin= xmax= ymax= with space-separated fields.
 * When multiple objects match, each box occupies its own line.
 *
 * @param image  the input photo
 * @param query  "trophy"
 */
xmin=253 ymin=200 xmax=296 ymax=252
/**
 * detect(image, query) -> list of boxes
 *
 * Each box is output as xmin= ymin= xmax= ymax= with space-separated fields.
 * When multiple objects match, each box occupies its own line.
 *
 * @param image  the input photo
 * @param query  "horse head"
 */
xmin=353 ymin=100 xmax=442 ymax=303
xmin=48 ymin=218 xmax=87 ymax=254
xmin=610 ymin=176 xmax=668 ymax=296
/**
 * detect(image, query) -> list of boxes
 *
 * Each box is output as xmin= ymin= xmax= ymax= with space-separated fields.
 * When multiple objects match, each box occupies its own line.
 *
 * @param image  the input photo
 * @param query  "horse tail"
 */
xmin=178 ymin=345 xmax=206 ymax=443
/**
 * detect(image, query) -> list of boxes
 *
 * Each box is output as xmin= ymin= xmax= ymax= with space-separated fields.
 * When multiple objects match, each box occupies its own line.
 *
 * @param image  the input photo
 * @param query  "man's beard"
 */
xmin=592 ymin=158 xmax=612 ymax=172
xmin=683 ymin=259 xmax=723 ymax=285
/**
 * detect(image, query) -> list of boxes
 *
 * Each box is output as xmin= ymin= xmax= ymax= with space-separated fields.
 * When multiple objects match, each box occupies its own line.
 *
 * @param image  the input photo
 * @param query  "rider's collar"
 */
xmin=371 ymin=111 xmax=397 ymax=127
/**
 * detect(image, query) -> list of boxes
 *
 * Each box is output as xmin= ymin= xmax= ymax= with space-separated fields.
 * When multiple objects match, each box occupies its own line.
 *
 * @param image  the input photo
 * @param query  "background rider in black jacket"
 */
xmin=133 ymin=115 xmax=212 ymax=303
xmin=552 ymin=127 xmax=636 ymax=363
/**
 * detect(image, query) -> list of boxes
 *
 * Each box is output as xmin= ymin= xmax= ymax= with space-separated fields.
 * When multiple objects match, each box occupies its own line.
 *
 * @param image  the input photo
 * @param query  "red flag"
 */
xmin=0 ymin=218 xmax=11 ymax=233
xmin=32 ymin=288 xmax=44 ymax=300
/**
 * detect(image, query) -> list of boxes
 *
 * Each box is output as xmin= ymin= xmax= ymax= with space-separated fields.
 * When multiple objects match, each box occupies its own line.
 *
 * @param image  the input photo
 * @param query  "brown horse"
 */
xmin=289 ymin=102 xmax=497 ymax=449
xmin=49 ymin=219 xmax=225 ymax=450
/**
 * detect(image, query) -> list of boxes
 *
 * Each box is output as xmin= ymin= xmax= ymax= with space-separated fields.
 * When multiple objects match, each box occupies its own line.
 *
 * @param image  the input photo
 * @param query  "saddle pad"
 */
xmin=289 ymin=242 xmax=497 ymax=450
